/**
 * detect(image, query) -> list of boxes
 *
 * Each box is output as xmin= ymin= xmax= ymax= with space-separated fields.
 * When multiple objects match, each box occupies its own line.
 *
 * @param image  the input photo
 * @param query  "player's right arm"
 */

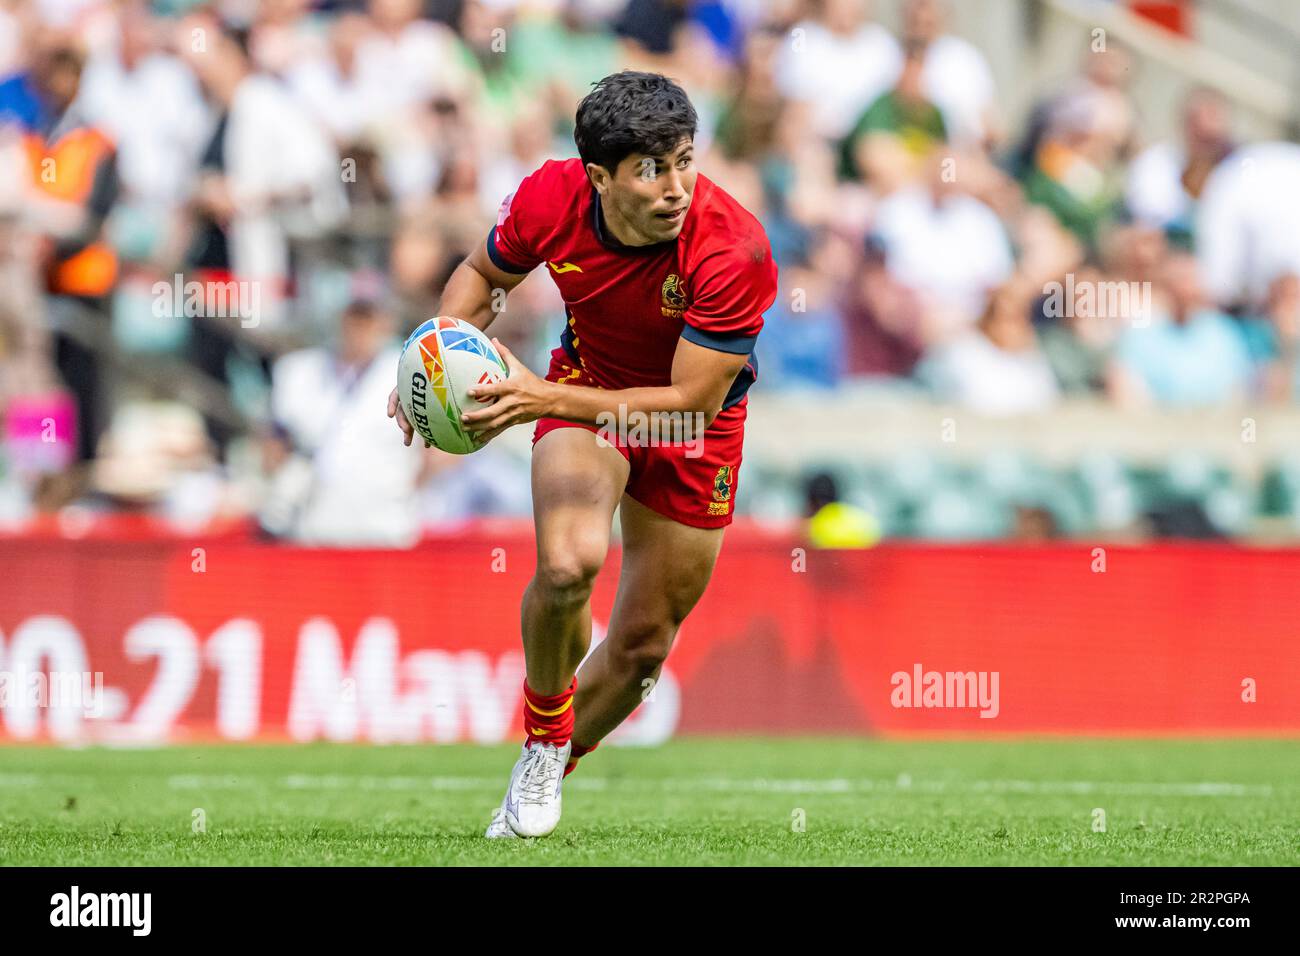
xmin=390 ymin=162 xmax=563 ymax=444
xmin=386 ymin=243 xmax=532 ymax=445
xmin=441 ymin=169 xmax=552 ymax=332
xmin=388 ymin=175 xmax=550 ymax=445
xmin=437 ymin=241 xmax=532 ymax=333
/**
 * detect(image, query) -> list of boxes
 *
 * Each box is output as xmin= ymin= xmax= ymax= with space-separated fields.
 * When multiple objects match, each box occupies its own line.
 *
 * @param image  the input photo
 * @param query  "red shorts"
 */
xmin=531 ymin=348 xmax=746 ymax=529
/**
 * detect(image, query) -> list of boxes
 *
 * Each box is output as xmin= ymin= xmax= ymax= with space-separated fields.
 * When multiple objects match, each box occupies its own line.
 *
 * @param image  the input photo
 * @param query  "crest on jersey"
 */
xmin=661 ymin=274 xmax=686 ymax=319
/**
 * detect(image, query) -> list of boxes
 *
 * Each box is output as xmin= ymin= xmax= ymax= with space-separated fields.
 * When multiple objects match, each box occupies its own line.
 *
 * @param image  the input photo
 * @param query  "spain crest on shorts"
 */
xmin=712 ymin=465 xmax=735 ymax=502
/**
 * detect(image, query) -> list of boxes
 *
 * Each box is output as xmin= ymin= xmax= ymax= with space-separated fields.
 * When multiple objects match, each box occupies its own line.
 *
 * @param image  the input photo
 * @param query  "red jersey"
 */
xmin=486 ymin=158 xmax=777 ymax=420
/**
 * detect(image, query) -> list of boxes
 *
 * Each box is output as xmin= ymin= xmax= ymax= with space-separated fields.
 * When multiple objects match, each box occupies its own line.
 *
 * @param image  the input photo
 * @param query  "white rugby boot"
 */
xmin=489 ymin=740 xmax=571 ymax=838
xmin=484 ymin=798 xmax=519 ymax=839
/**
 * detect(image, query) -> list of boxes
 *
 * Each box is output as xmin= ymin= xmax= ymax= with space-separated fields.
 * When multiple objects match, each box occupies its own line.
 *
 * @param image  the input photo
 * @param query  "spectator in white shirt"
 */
xmin=775 ymin=0 xmax=901 ymax=140
xmin=361 ymin=0 xmax=477 ymax=110
xmin=77 ymin=6 xmax=212 ymax=208
xmin=262 ymin=295 xmax=423 ymax=546
xmin=1196 ymin=140 xmax=1300 ymax=310
xmin=1125 ymin=86 xmax=1233 ymax=235
xmin=918 ymin=281 xmax=1060 ymax=416
xmin=180 ymin=16 xmax=346 ymax=326
xmin=871 ymin=149 xmax=1015 ymax=339
xmin=285 ymin=12 xmax=387 ymax=146
xmin=901 ymin=0 xmax=999 ymax=149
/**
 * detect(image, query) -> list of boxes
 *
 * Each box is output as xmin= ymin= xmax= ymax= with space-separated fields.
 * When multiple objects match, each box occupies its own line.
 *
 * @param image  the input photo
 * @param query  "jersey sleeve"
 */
xmin=485 ymin=168 xmax=548 ymax=274
xmin=682 ymin=237 xmax=778 ymax=355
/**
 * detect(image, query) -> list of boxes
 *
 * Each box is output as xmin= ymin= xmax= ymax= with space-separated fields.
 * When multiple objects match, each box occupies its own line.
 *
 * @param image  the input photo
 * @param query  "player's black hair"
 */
xmin=574 ymin=71 xmax=698 ymax=174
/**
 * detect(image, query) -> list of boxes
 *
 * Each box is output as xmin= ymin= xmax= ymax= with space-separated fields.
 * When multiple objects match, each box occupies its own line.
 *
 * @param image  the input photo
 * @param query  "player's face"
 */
xmin=600 ymin=139 xmax=697 ymax=245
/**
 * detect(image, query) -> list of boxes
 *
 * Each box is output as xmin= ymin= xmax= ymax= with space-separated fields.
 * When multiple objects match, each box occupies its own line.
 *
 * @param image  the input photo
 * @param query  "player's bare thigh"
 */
xmin=607 ymin=494 xmax=726 ymax=661
xmin=530 ymin=426 xmax=630 ymax=589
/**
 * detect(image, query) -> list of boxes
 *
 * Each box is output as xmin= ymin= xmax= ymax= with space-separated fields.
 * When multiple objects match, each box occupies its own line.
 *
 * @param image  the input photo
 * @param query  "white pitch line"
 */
xmin=0 ymin=770 xmax=1279 ymax=801
xmin=0 ymin=774 xmax=41 ymax=787
xmin=0 ymin=773 xmax=1276 ymax=797
xmin=666 ymin=777 xmax=1276 ymax=797
xmin=152 ymin=774 xmax=1276 ymax=797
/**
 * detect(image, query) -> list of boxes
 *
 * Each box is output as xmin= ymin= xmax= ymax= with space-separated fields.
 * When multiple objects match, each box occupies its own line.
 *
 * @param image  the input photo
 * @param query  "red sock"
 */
xmin=523 ymin=677 xmax=576 ymax=747
xmin=564 ymin=740 xmax=599 ymax=777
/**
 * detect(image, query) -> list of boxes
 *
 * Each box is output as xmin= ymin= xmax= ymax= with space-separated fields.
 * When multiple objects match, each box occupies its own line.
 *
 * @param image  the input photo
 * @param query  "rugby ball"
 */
xmin=396 ymin=317 xmax=509 ymax=454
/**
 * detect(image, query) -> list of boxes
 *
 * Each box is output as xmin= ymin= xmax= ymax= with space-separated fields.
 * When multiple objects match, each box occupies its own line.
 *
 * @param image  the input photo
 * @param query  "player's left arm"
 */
xmin=461 ymin=336 xmax=749 ymax=442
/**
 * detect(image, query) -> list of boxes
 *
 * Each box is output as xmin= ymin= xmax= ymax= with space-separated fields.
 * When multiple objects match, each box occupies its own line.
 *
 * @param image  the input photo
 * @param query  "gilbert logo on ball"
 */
xmin=397 ymin=317 xmax=508 ymax=454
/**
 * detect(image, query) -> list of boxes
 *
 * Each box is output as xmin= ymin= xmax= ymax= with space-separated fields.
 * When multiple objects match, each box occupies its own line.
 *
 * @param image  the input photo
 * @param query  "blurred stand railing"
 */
xmin=740 ymin=389 xmax=1300 ymax=540
xmin=51 ymin=296 xmax=249 ymax=437
xmin=1017 ymin=0 xmax=1291 ymax=142
xmin=1189 ymin=0 xmax=1300 ymax=138
xmin=744 ymin=389 xmax=1300 ymax=474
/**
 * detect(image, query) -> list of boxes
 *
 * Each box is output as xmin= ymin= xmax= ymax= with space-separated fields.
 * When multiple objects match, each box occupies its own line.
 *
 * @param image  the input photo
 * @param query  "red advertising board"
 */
xmin=0 ymin=532 xmax=1296 ymax=743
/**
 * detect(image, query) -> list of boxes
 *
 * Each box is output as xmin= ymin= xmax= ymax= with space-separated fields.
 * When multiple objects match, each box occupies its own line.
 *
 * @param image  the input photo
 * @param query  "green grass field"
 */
xmin=0 ymin=738 xmax=1296 ymax=866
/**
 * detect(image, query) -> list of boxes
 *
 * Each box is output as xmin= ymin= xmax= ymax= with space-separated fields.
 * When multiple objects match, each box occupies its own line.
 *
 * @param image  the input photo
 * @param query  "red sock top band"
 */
xmin=523 ymin=677 xmax=577 ymax=746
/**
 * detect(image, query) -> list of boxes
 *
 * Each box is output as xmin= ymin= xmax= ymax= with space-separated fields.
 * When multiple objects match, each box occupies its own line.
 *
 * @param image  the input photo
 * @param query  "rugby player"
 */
xmin=387 ymin=70 xmax=777 ymax=838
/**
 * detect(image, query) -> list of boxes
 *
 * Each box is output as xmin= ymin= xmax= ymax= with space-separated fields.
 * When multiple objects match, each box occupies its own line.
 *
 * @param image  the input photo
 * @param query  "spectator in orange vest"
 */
xmin=19 ymin=36 xmax=121 ymax=461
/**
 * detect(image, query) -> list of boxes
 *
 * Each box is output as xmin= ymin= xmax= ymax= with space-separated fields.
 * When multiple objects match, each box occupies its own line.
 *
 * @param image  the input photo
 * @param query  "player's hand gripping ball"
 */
xmin=394 ymin=317 xmax=508 ymax=454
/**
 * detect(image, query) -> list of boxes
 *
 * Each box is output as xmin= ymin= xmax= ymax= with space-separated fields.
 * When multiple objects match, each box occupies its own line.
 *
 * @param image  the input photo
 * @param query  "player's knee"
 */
xmin=534 ymin=549 xmax=602 ymax=606
xmin=612 ymin=622 xmax=675 ymax=679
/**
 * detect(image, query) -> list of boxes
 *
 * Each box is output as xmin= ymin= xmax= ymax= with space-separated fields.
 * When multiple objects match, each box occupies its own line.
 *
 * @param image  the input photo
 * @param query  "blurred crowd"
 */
xmin=0 ymin=0 xmax=1298 ymax=543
